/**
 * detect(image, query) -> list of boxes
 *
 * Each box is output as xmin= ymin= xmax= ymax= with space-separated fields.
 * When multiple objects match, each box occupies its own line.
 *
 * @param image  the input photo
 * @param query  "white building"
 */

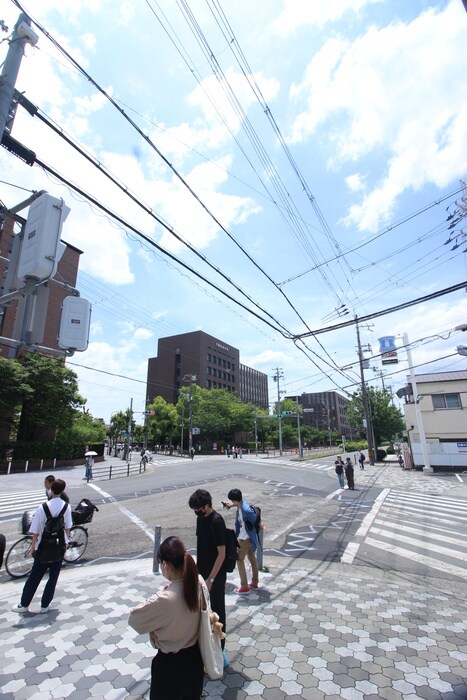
xmin=402 ymin=370 xmax=467 ymax=471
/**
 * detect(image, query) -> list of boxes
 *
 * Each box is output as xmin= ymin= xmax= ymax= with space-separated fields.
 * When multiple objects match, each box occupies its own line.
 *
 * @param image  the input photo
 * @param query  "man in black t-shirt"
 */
xmin=189 ymin=488 xmax=227 ymax=660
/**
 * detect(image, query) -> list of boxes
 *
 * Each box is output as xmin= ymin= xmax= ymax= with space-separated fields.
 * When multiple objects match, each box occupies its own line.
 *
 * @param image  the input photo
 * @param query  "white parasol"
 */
xmin=85 ymin=450 xmax=98 ymax=456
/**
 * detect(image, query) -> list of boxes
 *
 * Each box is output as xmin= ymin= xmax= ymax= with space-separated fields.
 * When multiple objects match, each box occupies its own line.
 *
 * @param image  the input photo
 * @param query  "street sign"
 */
xmin=303 ymin=408 xmax=314 ymax=413
xmin=192 ymin=427 xmax=200 ymax=435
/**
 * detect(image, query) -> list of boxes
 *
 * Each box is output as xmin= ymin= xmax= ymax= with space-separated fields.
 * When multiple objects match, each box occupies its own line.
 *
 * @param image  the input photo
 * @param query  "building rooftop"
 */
xmin=413 ymin=370 xmax=467 ymax=383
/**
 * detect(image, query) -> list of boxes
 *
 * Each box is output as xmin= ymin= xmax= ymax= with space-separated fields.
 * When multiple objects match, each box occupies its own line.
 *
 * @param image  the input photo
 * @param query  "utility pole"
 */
xmin=0 ymin=14 xmax=38 ymax=138
xmin=272 ymin=368 xmax=284 ymax=456
xmin=254 ymin=405 xmax=258 ymax=457
xmin=125 ymin=398 xmax=133 ymax=462
xmin=183 ymin=374 xmax=197 ymax=454
xmin=403 ymin=333 xmax=431 ymax=472
xmin=295 ymin=395 xmax=303 ymax=458
xmin=355 ymin=316 xmax=375 ymax=465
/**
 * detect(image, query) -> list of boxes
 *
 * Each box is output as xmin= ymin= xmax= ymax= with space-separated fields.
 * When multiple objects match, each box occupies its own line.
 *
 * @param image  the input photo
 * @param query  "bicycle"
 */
xmin=5 ymin=499 xmax=98 ymax=579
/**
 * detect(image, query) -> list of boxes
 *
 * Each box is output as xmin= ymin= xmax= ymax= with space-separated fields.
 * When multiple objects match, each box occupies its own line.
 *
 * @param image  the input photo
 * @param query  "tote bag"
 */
xmin=198 ymin=576 xmax=224 ymax=680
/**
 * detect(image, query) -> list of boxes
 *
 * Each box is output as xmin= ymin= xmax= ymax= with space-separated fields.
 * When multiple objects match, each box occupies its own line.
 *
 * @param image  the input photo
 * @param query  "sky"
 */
xmin=1 ymin=0 xmax=467 ymax=424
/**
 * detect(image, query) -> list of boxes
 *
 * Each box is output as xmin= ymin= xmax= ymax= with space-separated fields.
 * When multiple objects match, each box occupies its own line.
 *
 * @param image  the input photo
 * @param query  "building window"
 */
xmin=432 ymin=393 xmax=462 ymax=410
xmin=207 ymin=353 xmax=211 ymax=362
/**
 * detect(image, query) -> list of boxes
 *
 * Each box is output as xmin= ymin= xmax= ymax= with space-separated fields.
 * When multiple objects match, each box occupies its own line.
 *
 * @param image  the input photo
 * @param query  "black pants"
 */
xmin=209 ymin=573 xmax=226 ymax=650
xmin=21 ymin=555 xmax=63 ymax=608
xmin=150 ymin=643 xmax=204 ymax=700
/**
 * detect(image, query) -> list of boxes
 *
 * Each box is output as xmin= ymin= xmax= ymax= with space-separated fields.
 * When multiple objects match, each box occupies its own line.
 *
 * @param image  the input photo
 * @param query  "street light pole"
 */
xmin=183 ymin=374 xmax=197 ymax=454
xmin=273 ymin=368 xmax=284 ymax=456
xmin=356 ymin=316 xmax=375 ymax=465
xmin=296 ymin=395 xmax=303 ymax=458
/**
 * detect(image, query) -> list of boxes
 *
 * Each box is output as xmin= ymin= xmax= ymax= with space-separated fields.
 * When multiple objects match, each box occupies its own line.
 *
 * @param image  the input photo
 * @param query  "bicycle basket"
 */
xmin=22 ymin=510 xmax=35 ymax=535
xmin=72 ymin=498 xmax=99 ymax=525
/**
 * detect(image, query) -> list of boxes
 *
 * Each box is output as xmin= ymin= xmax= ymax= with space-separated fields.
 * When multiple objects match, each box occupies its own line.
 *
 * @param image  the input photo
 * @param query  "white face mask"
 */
xmin=47 ymin=488 xmax=52 ymax=497
xmin=160 ymin=561 xmax=169 ymax=580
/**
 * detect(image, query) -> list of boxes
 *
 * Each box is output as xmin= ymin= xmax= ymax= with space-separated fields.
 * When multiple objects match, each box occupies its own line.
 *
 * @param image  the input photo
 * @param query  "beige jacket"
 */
xmin=129 ymin=579 xmax=200 ymax=653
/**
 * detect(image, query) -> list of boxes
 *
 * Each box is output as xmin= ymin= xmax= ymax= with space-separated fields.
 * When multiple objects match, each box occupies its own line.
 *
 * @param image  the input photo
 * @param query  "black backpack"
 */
xmin=251 ymin=505 xmax=262 ymax=535
xmin=38 ymin=502 xmax=68 ymax=564
xmin=223 ymin=528 xmax=239 ymax=573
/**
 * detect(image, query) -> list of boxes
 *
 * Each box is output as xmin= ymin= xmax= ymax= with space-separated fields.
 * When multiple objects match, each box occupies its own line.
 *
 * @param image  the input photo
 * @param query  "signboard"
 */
xmin=379 ymin=336 xmax=398 ymax=365
xmin=192 ymin=427 xmax=200 ymax=435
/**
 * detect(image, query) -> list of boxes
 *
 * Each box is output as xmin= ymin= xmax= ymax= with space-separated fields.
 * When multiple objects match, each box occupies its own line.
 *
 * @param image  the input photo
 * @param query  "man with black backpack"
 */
xmin=12 ymin=479 xmax=72 ymax=614
xmin=224 ymin=488 xmax=260 ymax=595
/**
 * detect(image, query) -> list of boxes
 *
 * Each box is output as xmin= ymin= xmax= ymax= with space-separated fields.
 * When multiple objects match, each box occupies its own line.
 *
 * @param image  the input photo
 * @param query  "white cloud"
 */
xmin=134 ymin=327 xmax=153 ymax=341
xmin=270 ymin=0 xmax=381 ymax=36
xmin=187 ymin=67 xmax=280 ymax=144
xmin=289 ymin=1 xmax=467 ymax=232
xmin=345 ymin=173 xmax=366 ymax=192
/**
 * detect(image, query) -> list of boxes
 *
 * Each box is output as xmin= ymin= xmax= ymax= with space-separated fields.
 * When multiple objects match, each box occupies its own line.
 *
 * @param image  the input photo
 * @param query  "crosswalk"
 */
xmin=343 ymin=489 xmax=467 ymax=579
xmin=242 ymin=457 xmax=334 ymax=472
xmin=0 ymin=489 xmax=45 ymax=520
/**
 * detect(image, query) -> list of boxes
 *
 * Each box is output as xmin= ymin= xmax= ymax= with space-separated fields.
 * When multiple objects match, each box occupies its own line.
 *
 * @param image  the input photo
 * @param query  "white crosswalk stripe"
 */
xmin=0 ymin=489 xmax=45 ymax=518
xmin=345 ymin=490 xmax=467 ymax=579
xmin=242 ymin=457 xmax=334 ymax=471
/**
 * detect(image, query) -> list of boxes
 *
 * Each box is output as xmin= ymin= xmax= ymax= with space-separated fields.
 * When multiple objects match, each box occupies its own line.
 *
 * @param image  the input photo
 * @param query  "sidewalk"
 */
xmin=1 ymin=553 xmax=467 ymax=699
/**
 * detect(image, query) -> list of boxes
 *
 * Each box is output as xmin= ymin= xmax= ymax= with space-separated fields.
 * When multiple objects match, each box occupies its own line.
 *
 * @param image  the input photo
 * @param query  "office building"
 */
xmin=287 ymin=391 xmax=353 ymax=438
xmin=147 ymin=330 xmax=268 ymax=409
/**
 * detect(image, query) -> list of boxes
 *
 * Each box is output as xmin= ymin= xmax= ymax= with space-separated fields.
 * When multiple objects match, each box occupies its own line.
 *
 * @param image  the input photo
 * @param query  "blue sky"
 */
xmin=1 ymin=0 xmax=467 ymax=423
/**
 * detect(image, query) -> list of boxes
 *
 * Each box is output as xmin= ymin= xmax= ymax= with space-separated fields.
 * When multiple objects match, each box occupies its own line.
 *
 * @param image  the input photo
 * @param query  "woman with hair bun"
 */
xmin=129 ymin=536 xmax=204 ymax=699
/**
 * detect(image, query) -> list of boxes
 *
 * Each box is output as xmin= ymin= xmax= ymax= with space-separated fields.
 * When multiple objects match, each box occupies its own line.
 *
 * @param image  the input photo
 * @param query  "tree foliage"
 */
xmin=0 ymin=357 xmax=32 ymax=438
xmin=16 ymin=354 xmax=85 ymax=442
xmin=345 ymin=387 xmax=405 ymax=447
xmin=147 ymin=396 xmax=179 ymax=445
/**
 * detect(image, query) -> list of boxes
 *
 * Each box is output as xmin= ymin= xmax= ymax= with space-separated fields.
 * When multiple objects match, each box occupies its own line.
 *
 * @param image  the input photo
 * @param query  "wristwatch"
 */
xmin=209 ymin=577 xmax=215 ymax=583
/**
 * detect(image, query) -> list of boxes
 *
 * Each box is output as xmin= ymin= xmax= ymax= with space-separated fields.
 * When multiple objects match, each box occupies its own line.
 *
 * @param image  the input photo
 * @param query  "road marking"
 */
xmin=341 ymin=488 xmax=390 ymax=564
xmin=364 ymin=537 xmax=467 ymax=580
xmin=88 ymin=482 xmax=155 ymax=542
xmin=371 ymin=526 xmax=467 ymax=561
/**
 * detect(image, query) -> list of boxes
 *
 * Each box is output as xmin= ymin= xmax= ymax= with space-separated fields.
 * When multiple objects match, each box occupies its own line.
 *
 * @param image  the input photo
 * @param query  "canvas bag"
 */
xmin=197 ymin=576 xmax=224 ymax=680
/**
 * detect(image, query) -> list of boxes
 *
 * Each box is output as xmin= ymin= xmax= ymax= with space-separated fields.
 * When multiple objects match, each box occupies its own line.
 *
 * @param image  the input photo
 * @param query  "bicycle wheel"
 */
xmin=64 ymin=526 xmax=88 ymax=563
xmin=5 ymin=536 xmax=34 ymax=579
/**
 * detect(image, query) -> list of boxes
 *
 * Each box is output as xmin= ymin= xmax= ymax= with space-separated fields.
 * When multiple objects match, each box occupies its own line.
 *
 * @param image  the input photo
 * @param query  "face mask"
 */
xmin=194 ymin=507 xmax=204 ymax=516
xmin=47 ymin=488 xmax=52 ymax=497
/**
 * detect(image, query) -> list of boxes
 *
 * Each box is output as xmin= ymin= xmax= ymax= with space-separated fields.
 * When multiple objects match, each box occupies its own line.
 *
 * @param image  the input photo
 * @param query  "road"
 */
xmin=1 ymin=453 xmax=466 ymax=583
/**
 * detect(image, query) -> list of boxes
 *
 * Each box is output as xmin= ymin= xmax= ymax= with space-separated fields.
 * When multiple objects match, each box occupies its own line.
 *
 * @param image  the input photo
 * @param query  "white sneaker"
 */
xmin=39 ymin=607 xmax=50 ymax=614
xmin=12 ymin=603 xmax=29 ymax=613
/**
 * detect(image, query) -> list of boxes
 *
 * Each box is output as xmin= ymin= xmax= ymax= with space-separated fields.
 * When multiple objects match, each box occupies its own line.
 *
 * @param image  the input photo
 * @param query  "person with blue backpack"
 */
xmin=224 ymin=488 xmax=259 ymax=595
xmin=12 ymin=479 xmax=72 ymax=614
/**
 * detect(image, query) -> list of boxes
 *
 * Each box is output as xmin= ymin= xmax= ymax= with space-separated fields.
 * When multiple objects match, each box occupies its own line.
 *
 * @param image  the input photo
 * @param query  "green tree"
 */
xmin=0 ymin=357 xmax=32 ymax=442
xmin=16 ymin=354 xmax=85 ymax=443
xmin=147 ymin=396 xmax=179 ymax=445
xmin=345 ymin=387 xmax=405 ymax=447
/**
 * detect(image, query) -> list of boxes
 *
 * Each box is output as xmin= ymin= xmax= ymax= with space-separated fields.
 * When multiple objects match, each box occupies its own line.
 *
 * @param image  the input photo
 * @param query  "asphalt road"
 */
xmin=2 ymin=453 xmax=466 ymax=584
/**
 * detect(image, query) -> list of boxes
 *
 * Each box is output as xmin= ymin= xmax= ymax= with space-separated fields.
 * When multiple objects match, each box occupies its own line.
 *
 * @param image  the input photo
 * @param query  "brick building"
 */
xmin=286 ymin=390 xmax=353 ymax=439
xmin=147 ymin=330 xmax=268 ymax=409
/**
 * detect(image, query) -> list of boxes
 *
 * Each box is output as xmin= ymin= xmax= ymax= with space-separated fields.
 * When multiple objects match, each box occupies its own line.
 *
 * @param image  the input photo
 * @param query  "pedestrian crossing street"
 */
xmin=0 ymin=489 xmax=44 ymax=521
xmin=344 ymin=489 xmax=467 ymax=580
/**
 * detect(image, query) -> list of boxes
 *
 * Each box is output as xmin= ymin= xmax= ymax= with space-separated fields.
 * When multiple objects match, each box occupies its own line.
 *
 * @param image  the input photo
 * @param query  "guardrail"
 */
xmin=84 ymin=461 xmax=147 ymax=482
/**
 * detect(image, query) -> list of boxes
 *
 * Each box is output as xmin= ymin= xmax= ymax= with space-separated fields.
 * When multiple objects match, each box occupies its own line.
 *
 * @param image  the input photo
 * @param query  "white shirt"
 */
xmin=29 ymin=497 xmax=72 ymax=545
xmin=237 ymin=506 xmax=249 ymax=541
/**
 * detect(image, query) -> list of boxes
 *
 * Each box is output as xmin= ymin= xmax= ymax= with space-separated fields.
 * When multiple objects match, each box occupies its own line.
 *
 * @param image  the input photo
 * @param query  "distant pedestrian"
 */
xmin=345 ymin=458 xmax=355 ymax=490
xmin=85 ymin=455 xmax=94 ymax=481
xmin=358 ymin=451 xmax=365 ymax=469
xmin=334 ymin=458 xmax=345 ymax=488
xmin=12 ymin=479 xmax=72 ymax=614
xmin=190 ymin=446 xmax=195 ymax=460
xmin=224 ymin=488 xmax=259 ymax=595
